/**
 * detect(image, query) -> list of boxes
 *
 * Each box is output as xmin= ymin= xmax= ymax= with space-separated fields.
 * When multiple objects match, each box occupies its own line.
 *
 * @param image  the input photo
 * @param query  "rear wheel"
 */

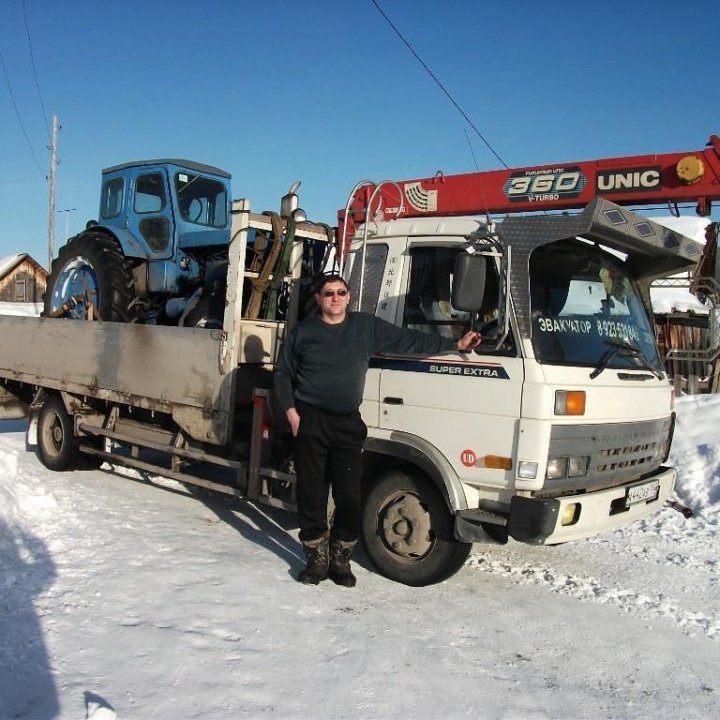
xmin=37 ymin=395 xmax=80 ymax=471
xmin=44 ymin=233 xmax=136 ymax=322
xmin=362 ymin=469 xmax=471 ymax=586
xmin=182 ymin=293 xmax=225 ymax=329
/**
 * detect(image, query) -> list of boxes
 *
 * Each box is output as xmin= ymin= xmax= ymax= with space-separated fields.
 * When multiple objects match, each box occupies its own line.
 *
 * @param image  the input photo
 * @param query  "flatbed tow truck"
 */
xmin=1 ymin=136 xmax=716 ymax=584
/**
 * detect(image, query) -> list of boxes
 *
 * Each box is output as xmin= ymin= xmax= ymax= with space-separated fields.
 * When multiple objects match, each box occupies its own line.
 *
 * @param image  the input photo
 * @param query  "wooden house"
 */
xmin=0 ymin=254 xmax=48 ymax=303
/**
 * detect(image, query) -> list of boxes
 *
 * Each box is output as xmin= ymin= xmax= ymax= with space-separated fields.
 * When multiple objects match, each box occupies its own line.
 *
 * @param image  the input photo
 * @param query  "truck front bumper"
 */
xmin=455 ymin=466 xmax=676 ymax=545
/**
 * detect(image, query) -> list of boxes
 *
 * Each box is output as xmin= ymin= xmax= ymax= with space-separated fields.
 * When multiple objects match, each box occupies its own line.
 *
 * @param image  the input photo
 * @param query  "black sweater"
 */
xmin=274 ymin=312 xmax=456 ymax=414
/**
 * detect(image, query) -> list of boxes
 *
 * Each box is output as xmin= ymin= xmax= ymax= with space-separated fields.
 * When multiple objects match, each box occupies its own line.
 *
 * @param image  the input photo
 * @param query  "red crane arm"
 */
xmin=339 ymin=135 xmax=720 ymax=244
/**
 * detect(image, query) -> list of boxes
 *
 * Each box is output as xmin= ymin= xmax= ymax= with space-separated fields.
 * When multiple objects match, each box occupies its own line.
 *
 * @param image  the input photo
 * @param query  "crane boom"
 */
xmin=340 ymin=135 xmax=720 ymax=243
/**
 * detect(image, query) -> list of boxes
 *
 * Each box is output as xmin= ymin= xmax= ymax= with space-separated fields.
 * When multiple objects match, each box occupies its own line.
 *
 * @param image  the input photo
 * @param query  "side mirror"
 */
xmin=452 ymin=253 xmax=486 ymax=311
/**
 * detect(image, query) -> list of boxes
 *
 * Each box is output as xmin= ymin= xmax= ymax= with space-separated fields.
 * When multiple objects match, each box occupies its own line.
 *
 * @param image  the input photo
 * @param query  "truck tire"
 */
xmin=37 ymin=395 xmax=80 ymax=471
xmin=362 ymin=469 xmax=471 ymax=586
xmin=44 ymin=233 xmax=136 ymax=322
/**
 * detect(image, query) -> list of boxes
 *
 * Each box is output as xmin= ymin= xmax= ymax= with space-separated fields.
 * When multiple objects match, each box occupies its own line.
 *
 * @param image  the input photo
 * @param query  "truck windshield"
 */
xmin=529 ymin=240 xmax=662 ymax=371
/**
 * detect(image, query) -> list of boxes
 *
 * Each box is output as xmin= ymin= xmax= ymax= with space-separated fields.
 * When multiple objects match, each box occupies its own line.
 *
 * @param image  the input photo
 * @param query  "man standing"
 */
xmin=274 ymin=275 xmax=480 ymax=587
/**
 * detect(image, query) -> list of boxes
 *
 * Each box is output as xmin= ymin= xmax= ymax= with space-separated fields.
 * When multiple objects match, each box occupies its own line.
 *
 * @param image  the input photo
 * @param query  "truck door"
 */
xmin=377 ymin=242 xmax=524 ymax=491
xmin=126 ymin=165 xmax=175 ymax=260
xmin=347 ymin=242 xmax=397 ymax=430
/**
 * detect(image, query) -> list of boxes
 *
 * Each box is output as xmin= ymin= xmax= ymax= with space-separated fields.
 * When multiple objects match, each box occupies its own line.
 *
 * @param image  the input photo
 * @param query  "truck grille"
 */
xmin=544 ymin=417 xmax=672 ymax=494
xmin=596 ymin=440 xmax=659 ymax=473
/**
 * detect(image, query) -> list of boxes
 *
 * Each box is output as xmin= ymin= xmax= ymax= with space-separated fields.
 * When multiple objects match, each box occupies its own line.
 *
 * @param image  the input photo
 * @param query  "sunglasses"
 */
xmin=321 ymin=289 xmax=348 ymax=297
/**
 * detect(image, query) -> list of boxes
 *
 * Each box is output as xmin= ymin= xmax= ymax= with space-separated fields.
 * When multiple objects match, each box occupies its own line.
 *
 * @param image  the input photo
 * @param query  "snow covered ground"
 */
xmin=1 ymin=394 xmax=719 ymax=720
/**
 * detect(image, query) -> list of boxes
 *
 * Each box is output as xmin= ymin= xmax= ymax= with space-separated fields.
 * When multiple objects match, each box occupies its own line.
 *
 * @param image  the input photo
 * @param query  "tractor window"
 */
xmin=175 ymin=173 xmax=228 ymax=228
xmin=134 ymin=173 xmax=167 ymax=213
xmin=139 ymin=217 xmax=170 ymax=252
xmin=101 ymin=177 xmax=124 ymax=219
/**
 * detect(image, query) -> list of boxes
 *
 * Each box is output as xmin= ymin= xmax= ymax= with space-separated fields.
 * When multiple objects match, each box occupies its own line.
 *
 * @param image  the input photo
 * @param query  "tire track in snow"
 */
xmin=466 ymin=552 xmax=720 ymax=640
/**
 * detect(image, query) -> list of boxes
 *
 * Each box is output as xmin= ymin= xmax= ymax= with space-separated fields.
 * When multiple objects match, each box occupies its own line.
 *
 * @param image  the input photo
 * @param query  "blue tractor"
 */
xmin=44 ymin=159 xmax=234 ymax=325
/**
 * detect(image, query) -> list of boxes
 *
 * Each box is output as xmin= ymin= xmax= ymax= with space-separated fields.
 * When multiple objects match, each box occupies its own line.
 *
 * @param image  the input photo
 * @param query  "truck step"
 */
xmin=457 ymin=508 xmax=508 ymax=526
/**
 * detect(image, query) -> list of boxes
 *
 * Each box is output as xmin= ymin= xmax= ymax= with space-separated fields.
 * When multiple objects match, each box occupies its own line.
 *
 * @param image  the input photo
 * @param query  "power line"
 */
xmin=464 ymin=129 xmax=480 ymax=172
xmin=0 ymin=50 xmax=46 ymax=180
xmin=23 ymin=0 xmax=51 ymax=139
xmin=369 ymin=0 xmax=509 ymax=169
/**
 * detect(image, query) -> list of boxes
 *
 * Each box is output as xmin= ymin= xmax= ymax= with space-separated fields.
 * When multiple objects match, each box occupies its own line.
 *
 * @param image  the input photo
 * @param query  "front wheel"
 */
xmin=44 ymin=232 xmax=136 ymax=322
xmin=362 ymin=469 xmax=471 ymax=586
xmin=37 ymin=395 xmax=80 ymax=471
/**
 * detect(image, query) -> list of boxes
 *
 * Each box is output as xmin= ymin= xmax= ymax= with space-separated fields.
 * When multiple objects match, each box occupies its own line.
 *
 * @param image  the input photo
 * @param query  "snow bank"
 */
xmin=0 ymin=302 xmax=42 ymax=317
xmin=670 ymin=393 xmax=720 ymax=519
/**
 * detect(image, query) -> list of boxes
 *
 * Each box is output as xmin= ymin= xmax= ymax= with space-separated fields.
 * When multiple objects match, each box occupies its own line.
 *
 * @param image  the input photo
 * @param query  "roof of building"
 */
xmin=0 ymin=254 xmax=27 ymax=278
xmin=0 ymin=253 xmax=48 ymax=280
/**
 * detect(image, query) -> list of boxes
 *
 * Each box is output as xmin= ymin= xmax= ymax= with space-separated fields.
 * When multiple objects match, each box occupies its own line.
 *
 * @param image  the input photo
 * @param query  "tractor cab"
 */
xmin=99 ymin=159 xmax=232 ymax=261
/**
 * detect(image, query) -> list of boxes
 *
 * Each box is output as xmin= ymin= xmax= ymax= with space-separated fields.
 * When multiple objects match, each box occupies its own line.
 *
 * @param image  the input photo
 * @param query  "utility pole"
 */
xmin=47 ymin=115 xmax=60 ymax=270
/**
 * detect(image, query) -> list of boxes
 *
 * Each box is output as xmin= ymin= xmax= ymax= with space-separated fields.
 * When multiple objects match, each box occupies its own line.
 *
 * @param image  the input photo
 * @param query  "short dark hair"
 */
xmin=313 ymin=274 xmax=350 ymax=295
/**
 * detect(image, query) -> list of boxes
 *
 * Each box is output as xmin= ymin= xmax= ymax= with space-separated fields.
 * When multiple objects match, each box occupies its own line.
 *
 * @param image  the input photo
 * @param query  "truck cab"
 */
xmin=343 ymin=198 xmax=701 ymax=581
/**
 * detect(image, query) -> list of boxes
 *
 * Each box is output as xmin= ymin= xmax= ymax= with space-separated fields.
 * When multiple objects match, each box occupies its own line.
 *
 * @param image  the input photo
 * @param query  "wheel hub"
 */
xmin=50 ymin=256 xmax=99 ymax=319
xmin=380 ymin=492 xmax=433 ymax=559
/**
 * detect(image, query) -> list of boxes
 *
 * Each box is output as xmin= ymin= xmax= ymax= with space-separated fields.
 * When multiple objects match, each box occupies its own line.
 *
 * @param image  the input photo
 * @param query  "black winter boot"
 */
xmin=298 ymin=535 xmax=329 ymax=584
xmin=328 ymin=539 xmax=357 ymax=587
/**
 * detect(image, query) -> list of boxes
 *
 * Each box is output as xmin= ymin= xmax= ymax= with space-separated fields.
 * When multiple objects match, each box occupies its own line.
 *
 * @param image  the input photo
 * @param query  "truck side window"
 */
xmin=134 ymin=173 xmax=166 ymax=213
xmin=347 ymin=245 xmax=388 ymax=314
xmin=403 ymin=247 xmax=470 ymax=339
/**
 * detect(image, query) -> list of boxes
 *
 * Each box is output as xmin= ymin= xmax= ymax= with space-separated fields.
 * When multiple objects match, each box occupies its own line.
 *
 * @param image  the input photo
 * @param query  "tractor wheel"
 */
xmin=362 ymin=468 xmax=472 ymax=586
xmin=44 ymin=232 xmax=136 ymax=322
xmin=182 ymin=293 xmax=226 ymax=329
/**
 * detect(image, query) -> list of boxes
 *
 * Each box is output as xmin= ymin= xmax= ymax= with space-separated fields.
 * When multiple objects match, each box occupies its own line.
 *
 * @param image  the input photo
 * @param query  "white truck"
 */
xmin=0 ymin=163 xmax=701 ymax=586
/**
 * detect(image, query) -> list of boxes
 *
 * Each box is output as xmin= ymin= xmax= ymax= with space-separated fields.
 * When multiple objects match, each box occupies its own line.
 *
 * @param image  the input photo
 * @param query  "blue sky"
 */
xmin=1 ymin=0 xmax=718 ymax=267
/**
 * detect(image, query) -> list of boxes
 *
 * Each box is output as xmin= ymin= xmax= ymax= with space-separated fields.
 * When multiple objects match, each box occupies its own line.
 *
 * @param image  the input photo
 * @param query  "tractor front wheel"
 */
xmin=44 ymin=233 xmax=136 ymax=322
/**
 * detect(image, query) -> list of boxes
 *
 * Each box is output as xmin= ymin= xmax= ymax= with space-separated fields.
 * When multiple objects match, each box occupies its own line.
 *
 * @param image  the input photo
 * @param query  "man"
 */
xmin=274 ymin=275 xmax=480 ymax=587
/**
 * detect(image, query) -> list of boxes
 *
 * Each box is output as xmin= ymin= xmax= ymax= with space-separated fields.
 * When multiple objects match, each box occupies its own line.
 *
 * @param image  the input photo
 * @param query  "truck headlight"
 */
xmin=546 ymin=455 xmax=589 ymax=480
xmin=546 ymin=457 xmax=568 ymax=480
xmin=567 ymin=456 xmax=589 ymax=477
xmin=517 ymin=461 xmax=538 ymax=480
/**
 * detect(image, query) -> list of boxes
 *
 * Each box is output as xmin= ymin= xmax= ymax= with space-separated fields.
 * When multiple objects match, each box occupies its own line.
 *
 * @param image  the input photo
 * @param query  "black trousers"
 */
xmin=293 ymin=401 xmax=367 ymax=543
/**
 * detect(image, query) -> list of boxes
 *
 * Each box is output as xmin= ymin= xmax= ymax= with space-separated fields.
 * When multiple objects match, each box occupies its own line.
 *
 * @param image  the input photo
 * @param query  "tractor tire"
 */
xmin=44 ymin=232 xmax=136 ymax=322
xmin=182 ymin=293 xmax=225 ymax=329
xmin=361 ymin=468 xmax=472 ymax=586
xmin=37 ymin=395 xmax=80 ymax=471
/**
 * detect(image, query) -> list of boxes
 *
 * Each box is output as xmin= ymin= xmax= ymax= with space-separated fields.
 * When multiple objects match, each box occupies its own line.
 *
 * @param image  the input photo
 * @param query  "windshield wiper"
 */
xmin=590 ymin=339 xmax=663 ymax=380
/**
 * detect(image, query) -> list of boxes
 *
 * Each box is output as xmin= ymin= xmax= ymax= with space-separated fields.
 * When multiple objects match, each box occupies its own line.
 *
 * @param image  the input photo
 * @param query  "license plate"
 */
xmin=626 ymin=479 xmax=660 ymax=507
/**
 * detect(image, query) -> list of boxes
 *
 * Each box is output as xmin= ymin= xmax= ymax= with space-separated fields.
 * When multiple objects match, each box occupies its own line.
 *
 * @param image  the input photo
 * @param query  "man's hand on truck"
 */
xmin=457 ymin=330 xmax=481 ymax=352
